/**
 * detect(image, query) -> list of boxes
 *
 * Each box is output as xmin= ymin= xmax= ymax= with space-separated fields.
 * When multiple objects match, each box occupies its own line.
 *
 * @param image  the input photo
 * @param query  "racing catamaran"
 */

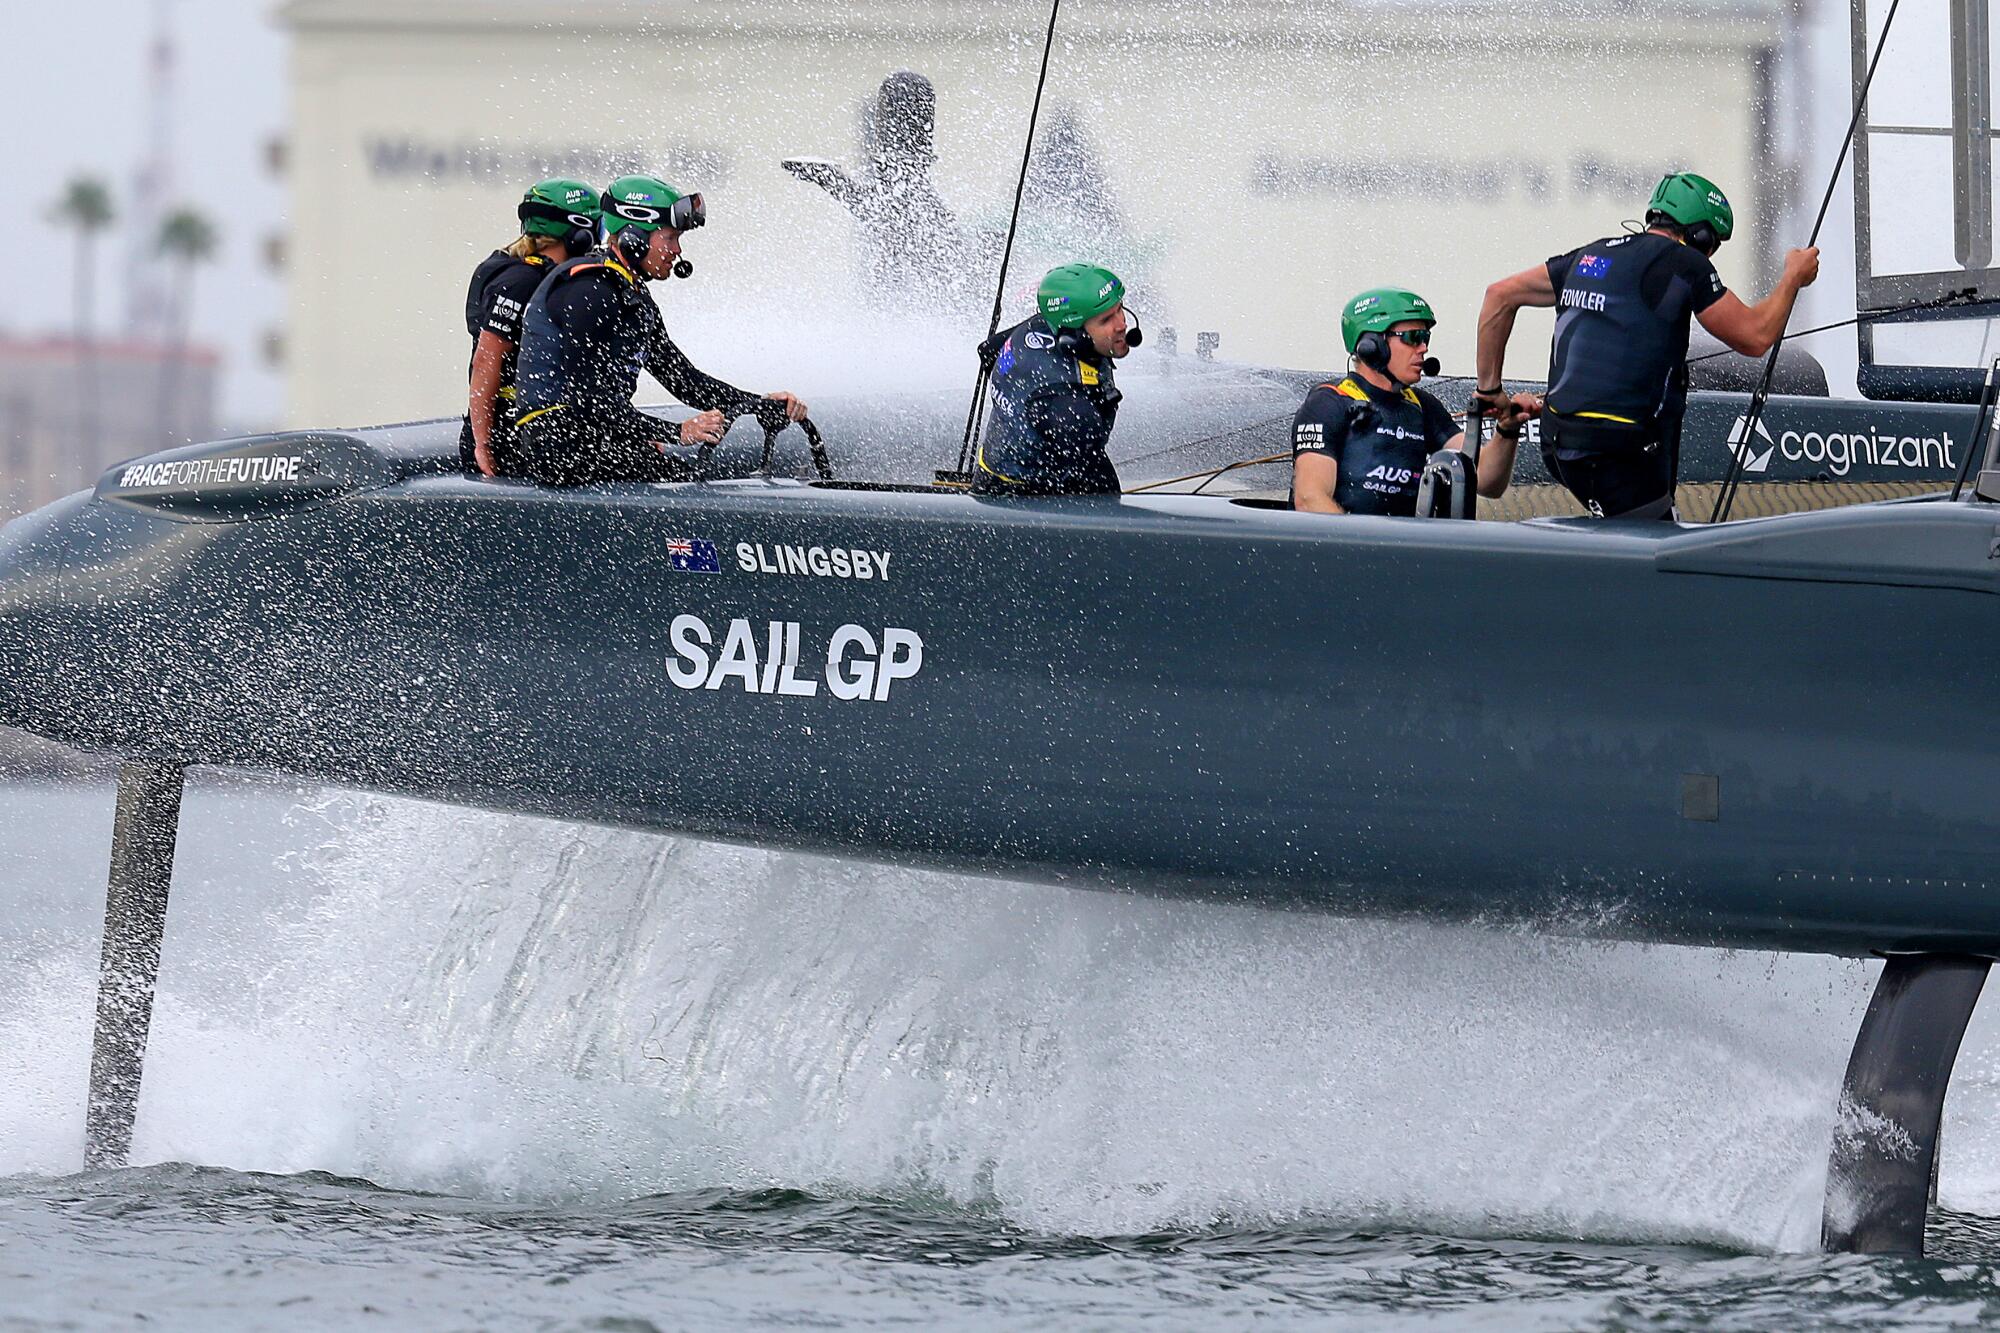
xmin=2 ymin=0 xmax=1997 ymax=1258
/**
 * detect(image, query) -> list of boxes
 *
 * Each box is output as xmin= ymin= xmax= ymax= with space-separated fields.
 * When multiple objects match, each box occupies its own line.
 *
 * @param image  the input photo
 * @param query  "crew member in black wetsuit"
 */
xmin=512 ymin=175 xmax=809 ymax=486
xmin=1475 ymin=171 xmax=1819 ymax=519
xmin=460 ymin=179 xmax=600 ymax=477
xmin=971 ymin=263 xmax=1136 ymax=497
xmin=1292 ymin=288 xmax=1525 ymax=515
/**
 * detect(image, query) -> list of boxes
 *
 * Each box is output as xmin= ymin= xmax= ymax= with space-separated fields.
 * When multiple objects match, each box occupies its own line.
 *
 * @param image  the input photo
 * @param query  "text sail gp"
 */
xmin=667 ymin=615 xmax=924 ymax=701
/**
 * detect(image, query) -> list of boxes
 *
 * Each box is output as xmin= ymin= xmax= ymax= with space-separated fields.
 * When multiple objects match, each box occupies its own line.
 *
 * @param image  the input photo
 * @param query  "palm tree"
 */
xmin=155 ymin=208 xmax=217 ymax=443
xmin=55 ymin=177 xmax=115 ymax=457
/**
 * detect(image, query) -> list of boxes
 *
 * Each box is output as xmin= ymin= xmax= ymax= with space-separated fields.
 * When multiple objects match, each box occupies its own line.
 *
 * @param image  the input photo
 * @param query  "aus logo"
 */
xmin=1365 ymin=465 xmax=1416 ymax=485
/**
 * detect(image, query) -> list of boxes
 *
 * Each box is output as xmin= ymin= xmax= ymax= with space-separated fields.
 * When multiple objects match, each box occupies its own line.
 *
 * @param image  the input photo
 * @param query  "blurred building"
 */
xmin=281 ymin=0 xmax=1793 ymax=428
xmin=0 ymin=338 xmax=218 ymax=518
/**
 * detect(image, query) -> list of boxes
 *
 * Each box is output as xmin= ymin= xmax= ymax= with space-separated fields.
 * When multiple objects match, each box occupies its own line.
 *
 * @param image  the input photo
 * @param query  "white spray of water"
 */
xmin=12 ymin=784 xmax=2000 ymax=1251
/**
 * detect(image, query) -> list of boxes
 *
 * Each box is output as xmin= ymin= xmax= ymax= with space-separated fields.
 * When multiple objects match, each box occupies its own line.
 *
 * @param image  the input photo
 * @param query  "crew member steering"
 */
xmin=512 ymin=175 xmax=809 ymax=487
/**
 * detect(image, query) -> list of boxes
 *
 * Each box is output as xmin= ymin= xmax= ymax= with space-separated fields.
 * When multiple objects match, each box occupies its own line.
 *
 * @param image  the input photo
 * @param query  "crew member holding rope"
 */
xmin=512 ymin=175 xmax=809 ymax=487
xmin=460 ymin=179 xmax=601 ymax=477
xmin=1293 ymin=288 xmax=1525 ymax=515
xmin=1475 ymin=172 xmax=1819 ymax=519
xmin=971 ymin=263 xmax=1135 ymax=497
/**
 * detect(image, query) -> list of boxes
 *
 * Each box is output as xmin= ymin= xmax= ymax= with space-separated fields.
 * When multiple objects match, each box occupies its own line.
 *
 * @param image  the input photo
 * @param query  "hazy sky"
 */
xmin=4 ymin=0 xmax=286 ymax=427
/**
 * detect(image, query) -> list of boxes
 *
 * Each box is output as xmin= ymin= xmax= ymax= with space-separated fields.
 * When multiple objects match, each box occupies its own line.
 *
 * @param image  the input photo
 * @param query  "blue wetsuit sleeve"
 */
xmin=1292 ymin=387 xmax=1350 ymax=457
xmin=645 ymin=327 xmax=760 ymax=417
xmin=1546 ymin=249 xmax=1579 ymax=294
xmin=1683 ymin=248 xmax=1728 ymax=313
xmin=478 ymin=269 xmax=535 ymax=342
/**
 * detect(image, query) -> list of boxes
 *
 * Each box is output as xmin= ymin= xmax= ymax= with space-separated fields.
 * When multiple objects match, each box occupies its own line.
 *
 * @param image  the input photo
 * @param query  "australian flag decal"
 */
xmin=1576 ymin=254 xmax=1612 ymax=279
xmin=665 ymin=537 xmax=722 ymax=573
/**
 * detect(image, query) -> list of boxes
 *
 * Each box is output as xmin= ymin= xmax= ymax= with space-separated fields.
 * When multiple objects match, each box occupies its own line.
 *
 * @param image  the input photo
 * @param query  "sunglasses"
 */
xmin=1387 ymin=328 xmax=1433 ymax=347
xmin=604 ymin=191 xmax=707 ymax=232
xmin=669 ymin=192 xmax=706 ymax=231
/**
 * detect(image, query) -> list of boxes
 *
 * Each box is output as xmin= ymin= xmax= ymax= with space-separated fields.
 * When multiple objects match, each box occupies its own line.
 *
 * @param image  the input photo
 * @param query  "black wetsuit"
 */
xmin=512 ymin=249 xmax=768 ymax=486
xmin=1541 ymin=232 xmax=1727 ymax=518
xmin=459 ymin=249 xmax=555 ymax=474
xmin=971 ymin=315 xmax=1122 ymax=497
xmin=1290 ymin=374 xmax=1459 ymax=515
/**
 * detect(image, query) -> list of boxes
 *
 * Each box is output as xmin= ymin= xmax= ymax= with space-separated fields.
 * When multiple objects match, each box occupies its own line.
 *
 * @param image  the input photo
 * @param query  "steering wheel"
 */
xmin=748 ymin=401 xmax=833 ymax=481
xmin=691 ymin=403 xmax=834 ymax=482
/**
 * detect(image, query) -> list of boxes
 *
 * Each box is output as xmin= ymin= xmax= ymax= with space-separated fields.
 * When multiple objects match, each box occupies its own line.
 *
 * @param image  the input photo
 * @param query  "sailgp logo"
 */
xmin=1726 ymin=415 xmax=1775 ymax=474
xmin=667 ymin=615 xmax=925 ymax=700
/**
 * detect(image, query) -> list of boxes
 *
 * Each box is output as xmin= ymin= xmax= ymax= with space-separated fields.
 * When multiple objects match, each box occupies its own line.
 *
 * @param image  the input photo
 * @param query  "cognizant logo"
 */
xmin=1774 ymin=423 xmax=1957 ymax=476
xmin=1727 ymin=415 xmax=1774 ymax=473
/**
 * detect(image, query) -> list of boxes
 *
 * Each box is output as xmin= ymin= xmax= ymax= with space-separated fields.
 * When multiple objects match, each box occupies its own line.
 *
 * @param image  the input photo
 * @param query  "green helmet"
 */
xmin=1038 ymin=263 xmax=1124 ymax=330
xmin=1340 ymin=287 xmax=1436 ymax=355
xmin=600 ymin=175 xmax=707 ymax=234
xmin=1647 ymin=171 xmax=1734 ymax=243
xmin=517 ymin=178 xmax=600 ymax=241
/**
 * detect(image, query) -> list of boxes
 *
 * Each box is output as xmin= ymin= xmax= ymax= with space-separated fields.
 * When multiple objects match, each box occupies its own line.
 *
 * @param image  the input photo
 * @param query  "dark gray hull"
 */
xmin=1 ymin=412 xmax=1995 ymax=959
xmin=12 ymin=397 xmax=2000 ymax=1252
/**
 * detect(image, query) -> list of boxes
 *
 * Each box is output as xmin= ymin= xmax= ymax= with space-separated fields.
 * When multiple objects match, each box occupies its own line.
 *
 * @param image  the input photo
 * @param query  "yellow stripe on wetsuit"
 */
xmin=1325 ymin=377 xmax=1421 ymax=406
xmin=975 ymin=444 xmax=1026 ymax=485
xmin=516 ymin=403 xmax=567 ymax=428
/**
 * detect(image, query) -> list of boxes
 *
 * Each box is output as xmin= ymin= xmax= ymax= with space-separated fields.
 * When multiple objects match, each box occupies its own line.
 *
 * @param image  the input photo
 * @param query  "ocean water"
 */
xmin=4 ymin=774 xmax=2000 ymax=1328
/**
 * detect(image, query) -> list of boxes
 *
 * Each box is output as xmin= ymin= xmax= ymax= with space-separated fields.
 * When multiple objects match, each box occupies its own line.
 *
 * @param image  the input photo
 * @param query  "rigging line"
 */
xmin=1133 ymin=410 xmax=1501 ymax=497
xmin=953 ymin=0 xmax=1066 ymax=477
xmin=1192 ymin=453 xmax=1289 ymax=496
xmin=1684 ymin=288 xmax=1982 ymax=365
xmin=1711 ymin=0 xmax=1903 ymax=524
xmin=1115 ymin=410 xmax=1296 ymax=470
xmin=1125 ymin=452 xmax=1289 ymax=495
xmin=1122 ymin=383 xmax=1497 ymax=491
xmin=1115 ymin=375 xmax=1487 ymax=473
xmin=1950 ymin=356 xmax=2000 ymax=502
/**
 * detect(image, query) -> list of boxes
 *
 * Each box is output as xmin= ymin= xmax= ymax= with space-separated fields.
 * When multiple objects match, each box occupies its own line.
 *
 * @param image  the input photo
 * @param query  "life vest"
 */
xmin=1545 ymin=232 xmax=1696 ymax=427
xmin=1320 ymin=376 xmax=1435 ymax=517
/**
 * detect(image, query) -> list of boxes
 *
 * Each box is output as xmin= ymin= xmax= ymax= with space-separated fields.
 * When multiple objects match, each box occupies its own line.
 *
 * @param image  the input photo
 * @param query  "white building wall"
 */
xmin=284 ymin=1 xmax=1783 ymax=427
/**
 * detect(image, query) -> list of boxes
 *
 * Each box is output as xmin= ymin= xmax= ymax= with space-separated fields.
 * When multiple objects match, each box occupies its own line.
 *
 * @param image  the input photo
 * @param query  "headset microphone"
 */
xmin=1124 ymin=307 xmax=1144 ymax=349
xmin=672 ymin=258 xmax=694 ymax=279
xmin=1357 ymin=331 xmax=1439 ymax=378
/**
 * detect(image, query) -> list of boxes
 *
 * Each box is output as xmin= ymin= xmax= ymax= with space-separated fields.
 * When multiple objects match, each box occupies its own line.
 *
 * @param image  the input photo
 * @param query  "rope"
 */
xmin=1120 ymin=381 xmax=1502 ymax=497
xmin=954 ymin=0 xmax=1065 ymax=477
xmin=1115 ymin=410 xmax=1295 ymax=471
xmin=1951 ymin=357 xmax=2000 ymax=501
xmin=1711 ymin=0 xmax=1902 ymax=524
xmin=1685 ymin=287 xmax=1980 ymax=366
xmin=1125 ymin=452 xmax=1289 ymax=495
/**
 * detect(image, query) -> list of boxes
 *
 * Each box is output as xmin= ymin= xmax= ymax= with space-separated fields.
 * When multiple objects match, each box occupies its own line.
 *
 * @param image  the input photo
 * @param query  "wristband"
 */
xmin=1475 ymin=384 xmax=1503 ymax=395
